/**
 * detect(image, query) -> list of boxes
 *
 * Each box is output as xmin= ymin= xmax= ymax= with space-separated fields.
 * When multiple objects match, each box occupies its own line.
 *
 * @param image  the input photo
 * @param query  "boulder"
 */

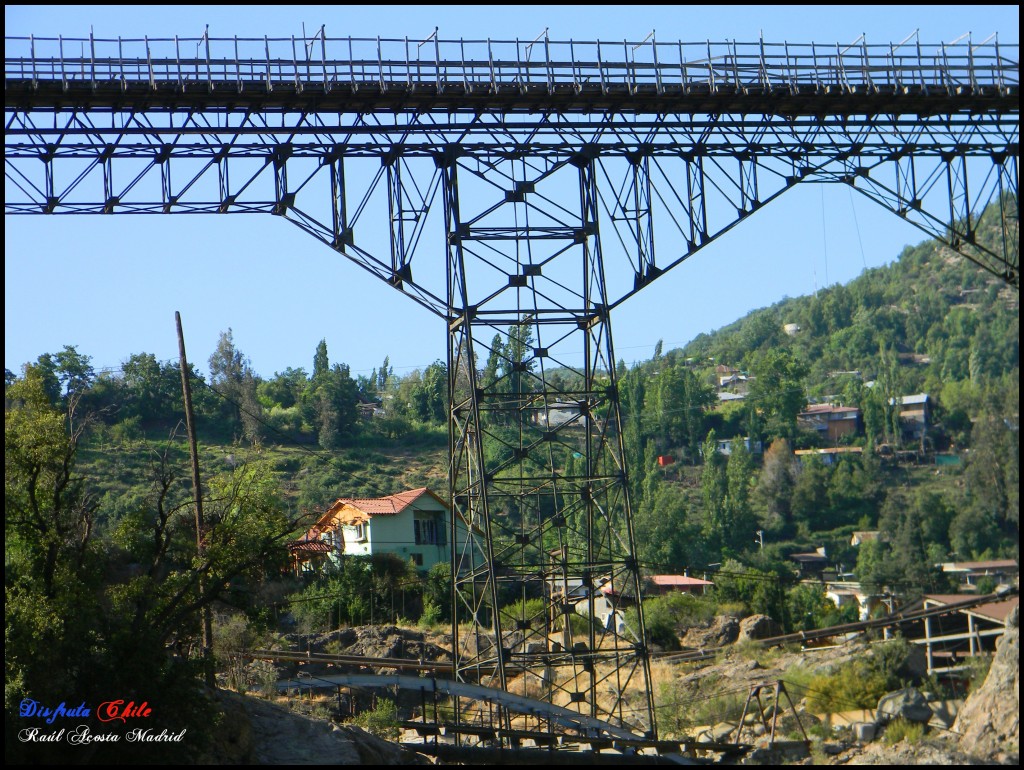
xmin=709 ymin=721 xmax=739 ymax=742
xmin=681 ymin=616 xmax=739 ymax=649
xmin=876 ymin=687 xmax=933 ymax=725
xmin=954 ymin=601 xmax=1019 ymax=760
xmin=737 ymin=614 xmax=783 ymax=642
xmin=852 ymin=721 xmax=877 ymax=743
xmin=199 ymin=688 xmax=421 ymax=765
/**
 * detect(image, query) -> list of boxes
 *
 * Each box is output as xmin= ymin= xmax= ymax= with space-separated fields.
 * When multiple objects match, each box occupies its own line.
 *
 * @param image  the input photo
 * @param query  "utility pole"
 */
xmin=176 ymin=311 xmax=216 ymax=688
xmin=756 ymin=530 xmax=764 ymax=550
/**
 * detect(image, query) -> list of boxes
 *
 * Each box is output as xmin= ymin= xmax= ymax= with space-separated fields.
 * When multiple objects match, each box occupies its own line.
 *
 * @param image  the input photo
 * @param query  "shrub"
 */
xmin=352 ymin=698 xmax=401 ymax=741
xmin=628 ymin=592 xmax=718 ymax=650
xmin=779 ymin=663 xmax=818 ymax=695
xmin=963 ymin=655 xmax=993 ymax=694
xmin=689 ymin=691 xmax=748 ymax=728
xmin=802 ymin=638 xmax=913 ymax=714
xmin=423 ymin=562 xmax=453 ymax=624
xmin=884 ymin=718 xmax=925 ymax=745
xmin=212 ymin=611 xmax=275 ymax=694
xmin=110 ymin=415 xmax=144 ymax=444
xmin=266 ymin=405 xmax=304 ymax=435
xmin=419 ymin=598 xmax=443 ymax=630
xmin=500 ymin=597 xmax=548 ymax=629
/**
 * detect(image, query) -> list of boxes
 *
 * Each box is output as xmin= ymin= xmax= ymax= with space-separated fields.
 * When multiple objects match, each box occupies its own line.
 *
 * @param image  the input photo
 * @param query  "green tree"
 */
xmin=649 ymin=363 xmax=713 ymax=461
xmin=413 ymin=361 xmax=448 ymax=424
xmin=209 ymin=329 xmax=263 ymax=443
xmin=53 ymin=345 xmax=95 ymax=399
xmin=619 ymin=365 xmax=647 ymax=504
xmin=5 ymin=366 xmax=97 ymax=600
xmin=302 ymin=341 xmax=360 ymax=448
xmin=857 ymin=492 xmax=955 ymax=598
xmin=961 ymin=388 xmax=1019 ymax=546
xmin=121 ymin=351 xmax=166 ymax=421
xmin=423 ymin=561 xmax=453 ymax=624
xmin=871 ymin=343 xmax=904 ymax=447
xmin=312 ymin=338 xmax=330 ymax=383
xmin=316 ymin=364 xmax=359 ymax=449
xmin=29 ymin=352 xmax=62 ymax=404
xmin=755 ymin=439 xmax=796 ymax=537
xmin=786 ymin=583 xmax=858 ymax=632
xmin=713 ymin=558 xmax=790 ymax=622
xmin=7 ymin=367 xmax=292 ymax=761
xmin=634 ymin=484 xmax=709 ymax=571
xmin=790 ymin=455 xmax=831 ymax=535
xmin=375 ymin=355 xmax=393 ymax=394
xmin=746 ymin=349 xmax=808 ymax=442
xmin=505 ymin=321 xmax=535 ymax=399
xmin=258 ymin=367 xmax=308 ymax=410
xmin=724 ymin=437 xmax=757 ymax=553
xmin=700 ymin=431 xmax=729 ymax=551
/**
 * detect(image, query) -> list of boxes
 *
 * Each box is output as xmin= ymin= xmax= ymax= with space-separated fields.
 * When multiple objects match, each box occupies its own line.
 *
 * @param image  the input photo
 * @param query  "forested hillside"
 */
xmin=617 ymin=201 xmax=1019 ymax=601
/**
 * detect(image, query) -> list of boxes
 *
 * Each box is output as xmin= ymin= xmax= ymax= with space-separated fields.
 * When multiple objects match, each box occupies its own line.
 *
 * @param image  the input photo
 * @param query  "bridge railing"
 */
xmin=5 ymin=34 xmax=1019 ymax=97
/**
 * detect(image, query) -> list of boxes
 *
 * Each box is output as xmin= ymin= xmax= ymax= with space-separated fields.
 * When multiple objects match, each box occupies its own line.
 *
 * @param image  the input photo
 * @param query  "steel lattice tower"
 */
xmin=5 ymin=33 xmax=1018 ymax=742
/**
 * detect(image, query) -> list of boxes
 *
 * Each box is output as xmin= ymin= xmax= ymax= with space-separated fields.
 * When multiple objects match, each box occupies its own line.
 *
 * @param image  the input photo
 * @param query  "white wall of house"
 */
xmin=341 ymin=523 xmax=371 ymax=557
xmin=332 ymin=494 xmax=469 ymax=572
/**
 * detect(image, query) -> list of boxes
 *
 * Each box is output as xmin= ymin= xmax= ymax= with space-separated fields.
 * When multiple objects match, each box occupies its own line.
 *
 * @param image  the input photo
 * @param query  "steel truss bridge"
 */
xmin=5 ymin=32 xmax=1019 ymax=744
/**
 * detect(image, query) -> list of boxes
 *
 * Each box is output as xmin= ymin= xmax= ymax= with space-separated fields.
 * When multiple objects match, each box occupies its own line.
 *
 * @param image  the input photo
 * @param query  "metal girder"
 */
xmin=6 ymin=110 xmax=1018 ymax=292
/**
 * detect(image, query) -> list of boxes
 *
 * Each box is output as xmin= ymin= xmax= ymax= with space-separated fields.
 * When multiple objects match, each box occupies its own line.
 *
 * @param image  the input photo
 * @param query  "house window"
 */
xmin=411 ymin=553 xmax=424 ymax=567
xmin=414 ymin=516 xmax=446 ymax=545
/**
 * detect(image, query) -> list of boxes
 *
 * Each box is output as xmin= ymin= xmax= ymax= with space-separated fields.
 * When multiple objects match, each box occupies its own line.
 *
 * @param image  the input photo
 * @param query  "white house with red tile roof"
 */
xmin=304 ymin=487 xmax=468 ymax=572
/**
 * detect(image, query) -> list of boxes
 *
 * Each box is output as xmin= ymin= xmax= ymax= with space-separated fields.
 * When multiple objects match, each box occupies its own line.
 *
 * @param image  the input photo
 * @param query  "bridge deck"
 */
xmin=6 ymin=35 xmax=1018 ymax=115
xmin=6 ymin=77 xmax=1017 ymax=115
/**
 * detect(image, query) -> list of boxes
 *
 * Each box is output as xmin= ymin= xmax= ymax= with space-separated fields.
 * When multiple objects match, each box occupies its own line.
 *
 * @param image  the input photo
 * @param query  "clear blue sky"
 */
xmin=4 ymin=5 xmax=1019 ymax=382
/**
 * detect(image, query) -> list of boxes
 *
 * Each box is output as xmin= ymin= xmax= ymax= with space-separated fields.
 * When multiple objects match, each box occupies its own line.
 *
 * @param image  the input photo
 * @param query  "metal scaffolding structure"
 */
xmin=4 ymin=33 xmax=1019 ymax=743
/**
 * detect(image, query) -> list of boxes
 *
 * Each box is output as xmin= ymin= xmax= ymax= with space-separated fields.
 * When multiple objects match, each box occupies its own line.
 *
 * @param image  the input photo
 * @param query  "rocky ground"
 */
xmin=197 ymin=688 xmax=424 ymax=765
xmin=728 ymin=604 xmax=1018 ymax=765
xmin=204 ymin=604 xmax=1017 ymax=764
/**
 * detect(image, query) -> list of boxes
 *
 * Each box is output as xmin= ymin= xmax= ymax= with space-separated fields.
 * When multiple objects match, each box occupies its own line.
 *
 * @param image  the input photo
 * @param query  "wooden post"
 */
xmin=176 ymin=311 xmax=216 ymax=688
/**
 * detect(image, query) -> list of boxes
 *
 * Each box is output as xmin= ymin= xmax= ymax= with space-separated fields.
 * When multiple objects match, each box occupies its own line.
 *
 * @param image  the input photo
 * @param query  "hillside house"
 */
xmin=714 ymin=436 xmax=762 ymax=455
xmin=291 ymin=487 xmax=466 ymax=573
xmin=718 ymin=373 xmax=753 ymax=393
xmin=789 ymin=547 xmax=829 ymax=577
xmin=822 ymin=579 xmax=891 ymax=621
xmin=889 ymin=393 xmax=932 ymax=442
xmin=937 ymin=559 xmax=1019 ymax=591
xmin=532 ymin=401 xmax=583 ymax=429
xmin=544 ymin=570 xmax=637 ymax=636
xmin=646 ymin=574 xmax=714 ymax=596
xmin=797 ymin=403 xmax=862 ymax=443
xmin=717 ymin=391 xmax=746 ymax=404
xmin=850 ymin=530 xmax=880 ymax=547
